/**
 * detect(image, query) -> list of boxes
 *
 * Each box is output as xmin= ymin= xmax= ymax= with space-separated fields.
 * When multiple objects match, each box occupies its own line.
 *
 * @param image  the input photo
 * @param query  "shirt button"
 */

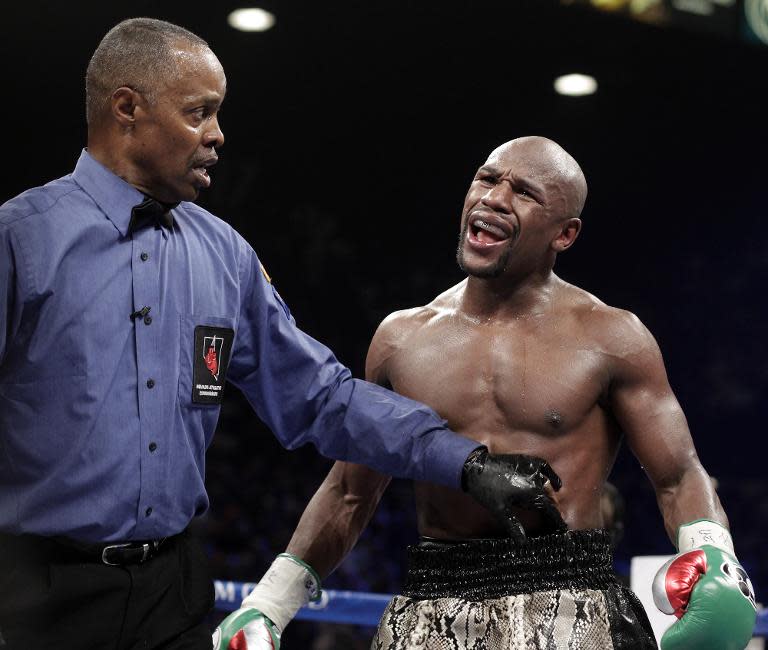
xmin=146 ymin=379 xmax=155 ymax=389
xmin=145 ymin=507 xmax=153 ymax=517
xmin=140 ymin=252 xmax=149 ymax=261
xmin=149 ymin=442 xmax=157 ymax=452
xmin=144 ymin=315 xmax=153 ymax=325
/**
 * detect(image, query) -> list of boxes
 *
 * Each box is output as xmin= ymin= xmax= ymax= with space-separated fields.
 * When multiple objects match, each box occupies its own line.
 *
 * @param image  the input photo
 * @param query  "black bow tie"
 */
xmin=128 ymin=196 xmax=177 ymax=235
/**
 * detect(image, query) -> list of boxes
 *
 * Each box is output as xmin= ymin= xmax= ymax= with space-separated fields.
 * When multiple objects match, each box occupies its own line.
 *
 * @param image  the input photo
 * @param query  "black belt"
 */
xmin=98 ymin=540 xmax=164 ymax=566
xmin=54 ymin=535 xmax=171 ymax=566
xmin=0 ymin=533 xmax=173 ymax=567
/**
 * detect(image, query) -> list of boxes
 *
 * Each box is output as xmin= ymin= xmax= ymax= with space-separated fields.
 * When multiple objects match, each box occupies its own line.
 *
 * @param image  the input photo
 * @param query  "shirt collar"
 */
xmin=71 ymin=149 xmax=165 ymax=239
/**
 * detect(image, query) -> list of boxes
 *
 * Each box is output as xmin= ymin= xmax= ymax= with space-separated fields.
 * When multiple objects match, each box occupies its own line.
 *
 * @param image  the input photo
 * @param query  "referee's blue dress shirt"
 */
xmin=0 ymin=151 xmax=477 ymax=543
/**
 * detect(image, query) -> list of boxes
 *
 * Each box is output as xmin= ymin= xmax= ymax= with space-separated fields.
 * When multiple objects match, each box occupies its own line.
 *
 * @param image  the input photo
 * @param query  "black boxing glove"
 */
xmin=462 ymin=448 xmax=567 ymax=541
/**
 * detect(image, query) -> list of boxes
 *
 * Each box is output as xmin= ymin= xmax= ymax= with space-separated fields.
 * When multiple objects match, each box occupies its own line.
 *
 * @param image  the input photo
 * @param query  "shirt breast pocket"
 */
xmin=178 ymin=314 xmax=236 ymax=408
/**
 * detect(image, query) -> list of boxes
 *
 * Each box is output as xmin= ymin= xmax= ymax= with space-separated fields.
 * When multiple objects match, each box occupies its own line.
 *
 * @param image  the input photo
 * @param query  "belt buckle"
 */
xmin=101 ymin=540 xmax=159 ymax=565
xmin=102 ymin=542 xmax=133 ymax=566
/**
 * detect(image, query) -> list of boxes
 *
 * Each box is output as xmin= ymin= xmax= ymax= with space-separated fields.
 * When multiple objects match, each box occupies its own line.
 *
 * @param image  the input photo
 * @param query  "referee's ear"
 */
xmin=110 ymin=86 xmax=141 ymax=129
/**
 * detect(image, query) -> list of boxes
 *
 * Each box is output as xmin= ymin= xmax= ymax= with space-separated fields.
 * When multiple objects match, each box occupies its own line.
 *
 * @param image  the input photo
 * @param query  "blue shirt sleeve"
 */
xmin=226 ymin=243 xmax=479 ymax=488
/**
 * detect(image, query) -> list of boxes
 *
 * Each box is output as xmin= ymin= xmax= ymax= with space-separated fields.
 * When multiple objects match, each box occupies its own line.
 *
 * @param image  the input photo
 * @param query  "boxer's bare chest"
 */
xmin=386 ymin=310 xmax=609 ymax=442
xmin=385 ymin=306 xmax=618 ymax=534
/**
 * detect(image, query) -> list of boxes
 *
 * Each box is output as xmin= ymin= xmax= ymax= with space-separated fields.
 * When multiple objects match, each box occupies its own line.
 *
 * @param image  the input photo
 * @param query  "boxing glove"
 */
xmin=212 ymin=553 xmax=321 ymax=650
xmin=212 ymin=608 xmax=280 ymax=650
xmin=652 ymin=519 xmax=756 ymax=650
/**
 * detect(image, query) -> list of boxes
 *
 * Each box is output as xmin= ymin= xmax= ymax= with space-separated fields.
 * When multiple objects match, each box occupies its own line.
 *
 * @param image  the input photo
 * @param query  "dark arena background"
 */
xmin=2 ymin=0 xmax=766 ymax=647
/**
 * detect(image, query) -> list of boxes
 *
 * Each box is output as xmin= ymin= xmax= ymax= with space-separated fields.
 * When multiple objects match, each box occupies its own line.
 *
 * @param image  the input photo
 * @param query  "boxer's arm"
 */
xmin=214 ymin=322 xmax=397 ymax=649
xmin=286 ymin=461 xmax=391 ymax=578
xmin=607 ymin=311 xmax=755 ymax=648
xmin=283 ymin=317 xmax=403 ymax=576
xmin=606 ymin=311 xmax=725 ymax=540
xmin=214 ymin=463 xmax=391 ymax=650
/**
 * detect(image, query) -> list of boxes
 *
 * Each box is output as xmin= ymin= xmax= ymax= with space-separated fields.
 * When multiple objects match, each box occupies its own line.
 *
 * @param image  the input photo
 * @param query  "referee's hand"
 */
xmin=462 ymin=449 xmax=566 ymax=540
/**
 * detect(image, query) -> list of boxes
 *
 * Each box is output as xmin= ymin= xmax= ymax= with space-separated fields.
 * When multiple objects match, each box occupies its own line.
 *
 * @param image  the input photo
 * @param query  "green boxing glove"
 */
xmin=652 ymin=520 xmax=756 ymax=650
xmin=212 ymin=608 xmax=280 ymax=649
xmin=212 ymin=553 xmax=321 ymax=650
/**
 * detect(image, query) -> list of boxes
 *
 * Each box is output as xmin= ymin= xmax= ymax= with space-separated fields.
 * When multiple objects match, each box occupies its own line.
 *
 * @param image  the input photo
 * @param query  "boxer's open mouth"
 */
xmin=470 ymin=218 xmax=509 ymax=244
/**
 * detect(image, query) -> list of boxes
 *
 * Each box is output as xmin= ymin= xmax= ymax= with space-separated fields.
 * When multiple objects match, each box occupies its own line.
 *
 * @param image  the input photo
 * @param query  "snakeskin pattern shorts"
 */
xmin=371 ymin=530 xmax=656 ymax=650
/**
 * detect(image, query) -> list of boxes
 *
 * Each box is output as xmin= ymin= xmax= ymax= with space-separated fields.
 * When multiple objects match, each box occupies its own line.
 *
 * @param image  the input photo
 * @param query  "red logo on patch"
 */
xmin=203 ymin=335 xmax=224 ymax=380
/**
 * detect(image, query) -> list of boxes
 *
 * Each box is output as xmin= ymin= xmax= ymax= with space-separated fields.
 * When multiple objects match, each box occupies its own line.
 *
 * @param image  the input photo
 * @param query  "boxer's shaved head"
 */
xmin=486 ymin=136 xmax=588 ymax=221
xmin=85 ymin=17 xmax=209 ymax=126
xmin=457 ymin=136 xmax=588 ymax=279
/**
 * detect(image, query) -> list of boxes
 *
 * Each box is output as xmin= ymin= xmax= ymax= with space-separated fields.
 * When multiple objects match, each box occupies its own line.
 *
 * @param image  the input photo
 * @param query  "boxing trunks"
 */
xmin=371 ymin=529 xmax=657 ymax=650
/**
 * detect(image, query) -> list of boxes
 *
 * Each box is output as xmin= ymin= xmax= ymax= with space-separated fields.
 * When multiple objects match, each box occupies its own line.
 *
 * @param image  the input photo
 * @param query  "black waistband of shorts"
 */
xmin=402 ymin=529 xmax=617 ymax=600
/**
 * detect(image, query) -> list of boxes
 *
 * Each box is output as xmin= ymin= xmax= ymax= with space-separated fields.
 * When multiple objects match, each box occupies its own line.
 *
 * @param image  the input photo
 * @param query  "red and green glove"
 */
xmin=212 ymin=553 xmax=321 ymax=650
xmin=212 ymin=609 xmax=280 ymax=650
xmin=652 ymin=520 xmax=756 ymax=650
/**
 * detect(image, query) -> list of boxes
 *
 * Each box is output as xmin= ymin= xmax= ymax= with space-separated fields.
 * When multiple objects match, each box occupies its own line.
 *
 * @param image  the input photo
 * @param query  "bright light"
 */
xmin=227 ymin=8 xmax=276 ymax=32
xmin=553 ymin=74 xmax=598 ymax=97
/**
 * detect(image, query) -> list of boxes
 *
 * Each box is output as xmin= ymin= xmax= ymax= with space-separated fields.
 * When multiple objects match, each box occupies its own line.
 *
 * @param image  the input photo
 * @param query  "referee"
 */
xmin=0 ymin=18 xmax=549 ymax=649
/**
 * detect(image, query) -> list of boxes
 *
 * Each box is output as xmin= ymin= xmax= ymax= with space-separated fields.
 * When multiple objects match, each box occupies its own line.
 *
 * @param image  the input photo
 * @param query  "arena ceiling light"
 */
xmin=227 ymin=8 xmax=276 ymax=32
xmin=553 ymin=74 xmax=598 ymax=97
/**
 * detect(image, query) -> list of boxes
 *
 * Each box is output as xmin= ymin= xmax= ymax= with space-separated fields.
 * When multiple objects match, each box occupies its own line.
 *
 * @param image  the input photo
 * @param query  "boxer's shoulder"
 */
xmin=376 ymin=281 xmax=464 ymax=341
xmin=558 ymin=280 xmax=653 ymax=353
xmin=373 ymin=305 xmax=437 ymax=353
xmin=366 ymin=288 xmax=462 ymax=382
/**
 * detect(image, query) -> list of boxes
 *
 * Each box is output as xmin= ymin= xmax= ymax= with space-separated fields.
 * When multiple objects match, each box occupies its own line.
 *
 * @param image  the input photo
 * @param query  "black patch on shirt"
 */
xmin=193 ymin=325 xmax=234 ymax=404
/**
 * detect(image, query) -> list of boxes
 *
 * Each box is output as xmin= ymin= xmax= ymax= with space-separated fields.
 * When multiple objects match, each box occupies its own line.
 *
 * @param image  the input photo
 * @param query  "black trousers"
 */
xmin=0 ymin=531 xmax=214 ymax=650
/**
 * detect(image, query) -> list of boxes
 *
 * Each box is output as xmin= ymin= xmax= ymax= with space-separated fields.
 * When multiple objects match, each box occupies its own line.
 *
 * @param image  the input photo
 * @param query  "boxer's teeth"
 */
xmin=473 ymin=219 xmax=507 ymax=241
